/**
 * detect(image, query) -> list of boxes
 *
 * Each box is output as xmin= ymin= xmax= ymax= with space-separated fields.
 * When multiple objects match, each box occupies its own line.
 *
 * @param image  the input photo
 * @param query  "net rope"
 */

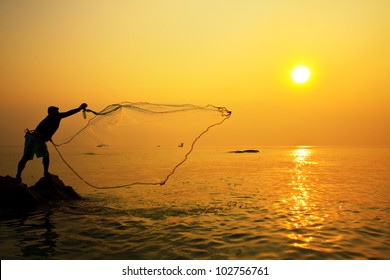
xmin=51 ymin=102 xmax=231 ymax=189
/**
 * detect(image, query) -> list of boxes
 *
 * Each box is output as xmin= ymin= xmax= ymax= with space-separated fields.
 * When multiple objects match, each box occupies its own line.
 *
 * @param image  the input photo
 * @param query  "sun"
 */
xmin=291 ymin=65 xmax=311 ymax=84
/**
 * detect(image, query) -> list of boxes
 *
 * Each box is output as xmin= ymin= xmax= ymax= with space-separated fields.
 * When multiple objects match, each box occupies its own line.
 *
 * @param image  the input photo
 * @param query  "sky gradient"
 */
xmin=1 ymin=0 xmax=389 ymax=146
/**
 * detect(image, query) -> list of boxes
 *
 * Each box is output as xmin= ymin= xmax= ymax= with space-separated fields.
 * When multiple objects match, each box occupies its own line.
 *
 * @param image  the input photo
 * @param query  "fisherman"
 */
xmin=16 ymin=103 xmax=88 ymax=182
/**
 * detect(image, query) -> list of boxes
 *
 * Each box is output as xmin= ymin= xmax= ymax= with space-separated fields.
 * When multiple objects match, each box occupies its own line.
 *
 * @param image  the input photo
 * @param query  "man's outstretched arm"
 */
xmin=59 ymin=103 xmax=88 ymax=118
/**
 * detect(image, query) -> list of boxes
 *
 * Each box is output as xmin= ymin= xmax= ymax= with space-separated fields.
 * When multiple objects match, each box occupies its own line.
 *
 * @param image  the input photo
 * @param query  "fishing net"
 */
xmin=52 ymin=102 xmax=231 ymax=189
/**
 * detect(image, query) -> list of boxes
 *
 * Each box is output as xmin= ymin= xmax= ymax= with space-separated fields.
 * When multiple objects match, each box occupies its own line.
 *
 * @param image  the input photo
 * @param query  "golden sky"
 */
xmin=1 ymin=0 xmax=389 ymax=146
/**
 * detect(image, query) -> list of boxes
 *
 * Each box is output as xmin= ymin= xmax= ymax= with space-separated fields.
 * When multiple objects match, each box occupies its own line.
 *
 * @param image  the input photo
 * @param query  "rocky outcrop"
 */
xmin=30 ymin=175 xmax=81 ymax=201
xmin=0 ymin=174 xmax=81 ymax=213
xmin=0 ymin=176 xmax=43 ymax=211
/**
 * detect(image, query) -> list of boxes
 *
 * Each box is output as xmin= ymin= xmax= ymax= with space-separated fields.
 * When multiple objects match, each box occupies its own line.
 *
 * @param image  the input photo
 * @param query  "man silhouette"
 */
xmin=16 ymin=103 xmax=88 ymax=182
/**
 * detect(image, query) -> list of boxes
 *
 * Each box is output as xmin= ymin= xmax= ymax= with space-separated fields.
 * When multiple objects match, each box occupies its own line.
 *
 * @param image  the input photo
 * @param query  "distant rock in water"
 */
xmin=0 ymin=174 xmax=81 ymax=213
xmin=229 ymin=149 xmax=260 ymax=154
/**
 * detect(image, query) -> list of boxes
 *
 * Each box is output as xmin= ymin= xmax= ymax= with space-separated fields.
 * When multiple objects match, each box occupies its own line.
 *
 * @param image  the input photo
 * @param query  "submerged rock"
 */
xmin=0 ymin=174 xmax=81 ymax=212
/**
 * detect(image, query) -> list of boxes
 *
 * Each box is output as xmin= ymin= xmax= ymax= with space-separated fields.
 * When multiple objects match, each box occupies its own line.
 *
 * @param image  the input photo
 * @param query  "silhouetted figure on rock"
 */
xmin=16 ymin=103 xmax=87 ymax=182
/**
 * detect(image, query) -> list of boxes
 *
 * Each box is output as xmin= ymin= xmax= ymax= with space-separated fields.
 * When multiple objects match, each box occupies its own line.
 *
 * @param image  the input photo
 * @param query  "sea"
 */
xmin=0 ymin=146 xmax=389 ymax=260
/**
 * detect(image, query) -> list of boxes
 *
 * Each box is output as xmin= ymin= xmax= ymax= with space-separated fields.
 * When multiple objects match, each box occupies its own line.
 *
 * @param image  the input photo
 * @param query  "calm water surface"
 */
xmin=0 ymin=146 xmax=389 ymax=259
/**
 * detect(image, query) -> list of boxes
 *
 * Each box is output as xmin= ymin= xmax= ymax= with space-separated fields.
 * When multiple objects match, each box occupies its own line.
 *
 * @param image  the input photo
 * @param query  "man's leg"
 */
xmin=43 ymin=155 xmax=50 ymax=177
xmin=16 ymin=157 xmax=29 ymax=181
xmin=17 ymin=134 xmax=34 ymax=181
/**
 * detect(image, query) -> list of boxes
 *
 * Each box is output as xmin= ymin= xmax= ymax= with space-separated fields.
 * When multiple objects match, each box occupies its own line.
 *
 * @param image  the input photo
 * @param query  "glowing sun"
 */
xmin=291 ymin=65 xmax=311 ymax=84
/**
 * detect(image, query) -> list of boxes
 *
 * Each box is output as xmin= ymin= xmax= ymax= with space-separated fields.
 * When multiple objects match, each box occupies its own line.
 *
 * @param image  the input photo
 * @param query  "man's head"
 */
xmin=48 ymin=106 xmax=59 ymax=115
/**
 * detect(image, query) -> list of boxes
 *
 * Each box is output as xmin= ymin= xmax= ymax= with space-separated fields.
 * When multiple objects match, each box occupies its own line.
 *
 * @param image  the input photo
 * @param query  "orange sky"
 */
xmin=1 ymin=0 xmax=389 ymax=146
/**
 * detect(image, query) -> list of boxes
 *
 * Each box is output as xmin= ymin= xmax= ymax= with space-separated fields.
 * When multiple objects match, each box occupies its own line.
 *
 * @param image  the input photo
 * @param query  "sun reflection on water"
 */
xmin=285 ymin=147 xmax=326 ymax=250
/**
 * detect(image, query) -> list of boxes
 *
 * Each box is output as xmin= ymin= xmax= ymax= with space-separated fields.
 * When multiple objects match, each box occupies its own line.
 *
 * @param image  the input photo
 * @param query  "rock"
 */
xmin=229 ymin=149 xmax=260 ymax=153
xmin=0 ymin=174 xmax=81 ymax=213
xmin=30 ymin=175 xmax=81 ymax=201
xmin=0 ymin=176 xmax=43 ymax=211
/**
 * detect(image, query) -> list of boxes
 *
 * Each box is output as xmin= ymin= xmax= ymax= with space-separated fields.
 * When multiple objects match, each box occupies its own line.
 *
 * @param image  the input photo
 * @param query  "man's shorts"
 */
xmin=23 ymin=133 xmax=48 ymax=160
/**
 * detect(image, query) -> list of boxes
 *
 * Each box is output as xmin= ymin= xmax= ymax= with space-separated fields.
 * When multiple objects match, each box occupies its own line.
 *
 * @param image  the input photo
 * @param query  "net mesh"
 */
xmin=52 ymin=102 xmax=231 ymax=189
